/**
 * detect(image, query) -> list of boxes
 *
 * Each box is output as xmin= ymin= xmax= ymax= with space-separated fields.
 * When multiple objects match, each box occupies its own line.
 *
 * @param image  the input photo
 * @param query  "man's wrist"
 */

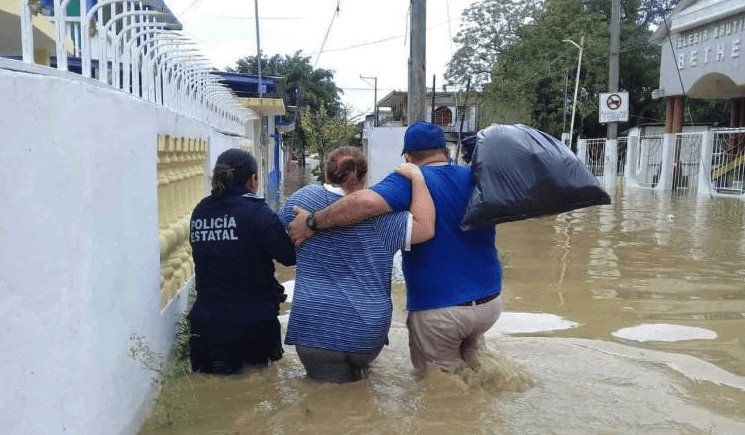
xmin=305 ymin=211 xmax=318 ymax=231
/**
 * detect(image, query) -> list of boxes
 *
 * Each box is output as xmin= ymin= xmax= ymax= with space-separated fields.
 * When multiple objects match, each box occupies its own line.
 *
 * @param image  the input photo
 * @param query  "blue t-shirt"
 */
xmin=370 ymin=164 xmax=501 ymax=311
xmin=279 ymin=185 xmax=409 ymax=353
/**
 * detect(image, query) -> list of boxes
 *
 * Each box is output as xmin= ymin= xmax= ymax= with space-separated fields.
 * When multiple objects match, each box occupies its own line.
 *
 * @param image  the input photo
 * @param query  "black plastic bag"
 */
xmin=461 ymin=124 xmax=611 ymax=230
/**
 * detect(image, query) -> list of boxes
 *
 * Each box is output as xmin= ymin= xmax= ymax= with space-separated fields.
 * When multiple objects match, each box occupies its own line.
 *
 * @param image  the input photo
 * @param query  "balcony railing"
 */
xmin=11 ymin=0 xmax=253 ymax=134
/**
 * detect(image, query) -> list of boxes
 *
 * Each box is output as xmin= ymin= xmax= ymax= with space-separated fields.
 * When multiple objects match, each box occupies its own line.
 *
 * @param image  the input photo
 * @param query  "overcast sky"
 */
xmin=165 ymin=0 xmax=477 ymax=120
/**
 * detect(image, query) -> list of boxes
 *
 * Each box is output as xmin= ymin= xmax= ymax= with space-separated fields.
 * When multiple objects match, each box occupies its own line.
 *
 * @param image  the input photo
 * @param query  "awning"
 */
xmin=239 ymin=97 xmax=285 ymax=116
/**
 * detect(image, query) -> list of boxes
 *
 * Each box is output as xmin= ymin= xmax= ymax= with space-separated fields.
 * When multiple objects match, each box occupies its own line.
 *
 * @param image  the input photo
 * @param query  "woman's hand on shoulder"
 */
xmin=393 ymin=163 xmax=423 ymax=181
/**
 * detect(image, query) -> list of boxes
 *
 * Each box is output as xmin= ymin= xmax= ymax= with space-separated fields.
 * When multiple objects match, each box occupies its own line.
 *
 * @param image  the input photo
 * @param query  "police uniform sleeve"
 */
xmin=256 ymin=205 xmax=296 ymax=266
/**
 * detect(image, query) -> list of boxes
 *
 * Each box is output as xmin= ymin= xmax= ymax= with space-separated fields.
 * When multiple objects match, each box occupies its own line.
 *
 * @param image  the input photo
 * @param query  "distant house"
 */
xmin=375 ymin=90 xmax=481 ymax=142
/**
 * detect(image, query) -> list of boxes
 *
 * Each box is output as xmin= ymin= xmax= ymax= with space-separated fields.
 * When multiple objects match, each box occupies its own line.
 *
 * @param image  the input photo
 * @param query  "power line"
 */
xmin=338 ymin=86 xmax=396 ymax=91
xmin=317 ymin=35 xmax=403 ymax=54
xmin=177 ymin=0 xmax=203 ymax=17
xmin=309 ymin=20 xmax=454 ymax=56
xmin=214 ymin=16 xmax=303 ymax=21
xmin=445 ymin=0 xmax=454 ymax=56
xmin=314 ymin=0 xmax=342 ymax=67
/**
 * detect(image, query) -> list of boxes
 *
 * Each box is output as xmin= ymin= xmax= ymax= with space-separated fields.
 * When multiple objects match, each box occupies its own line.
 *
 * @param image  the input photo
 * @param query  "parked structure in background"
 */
xmin=0 ymin=1 xmax=290 ymax=433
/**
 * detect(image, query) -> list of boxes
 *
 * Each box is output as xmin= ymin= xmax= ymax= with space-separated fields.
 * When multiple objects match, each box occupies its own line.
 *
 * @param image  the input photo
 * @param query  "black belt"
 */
xmin=455 ymin=293 xmax=500 ymax=307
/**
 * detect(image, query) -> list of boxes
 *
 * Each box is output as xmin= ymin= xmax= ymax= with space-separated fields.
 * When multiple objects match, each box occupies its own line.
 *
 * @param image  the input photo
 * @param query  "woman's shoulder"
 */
xmin=287 ymin=184 xmax=327 ymax=203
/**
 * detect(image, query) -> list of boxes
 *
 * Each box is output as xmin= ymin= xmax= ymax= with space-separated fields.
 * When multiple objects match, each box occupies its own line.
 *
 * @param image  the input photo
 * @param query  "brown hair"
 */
xmin=325 ymin=147 xmax=368 ymax=192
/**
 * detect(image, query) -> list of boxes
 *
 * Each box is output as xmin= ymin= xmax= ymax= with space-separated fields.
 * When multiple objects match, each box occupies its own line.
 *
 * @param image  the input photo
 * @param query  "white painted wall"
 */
xmin=0 ymin=64 xmax=254 ymax=435
xmin=366 ymin=126 xmax=406 ymax=185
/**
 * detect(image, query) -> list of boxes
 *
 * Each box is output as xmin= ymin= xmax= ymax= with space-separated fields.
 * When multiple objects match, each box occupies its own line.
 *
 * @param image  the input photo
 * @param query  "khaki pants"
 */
xmin=407 ymin=295 xmax=503 ymax=372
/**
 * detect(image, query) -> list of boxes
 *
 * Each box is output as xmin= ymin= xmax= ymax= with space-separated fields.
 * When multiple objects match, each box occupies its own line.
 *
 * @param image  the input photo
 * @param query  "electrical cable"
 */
xmin=177 ymin=0 xmax=203 ymax=18
xmin=308 ymin=20 xmax=452 ymax=55
xmin=314 ymin=0 xmax=342 ymax=67
xmin=445 ymin=0 xmax=454 ymax=56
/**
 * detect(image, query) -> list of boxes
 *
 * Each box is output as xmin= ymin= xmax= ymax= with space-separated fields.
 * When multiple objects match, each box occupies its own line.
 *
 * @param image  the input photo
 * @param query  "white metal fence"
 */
xmin=672 ymin=133 xmax=702 ymax=193
xmin=636 ymin=136 xmax=664 ymax=188
xmin=13 ymin=0 xmax=252 ymax=134
xmin=710 ymin=128 xmax=745 ymax=195
xmin=581 ymin=130 xmax=744 ymax=197
xmin=585 ymin=138 xmax=606 ymax=177
xmin=617 ymin=136 xmax=627 ymax=177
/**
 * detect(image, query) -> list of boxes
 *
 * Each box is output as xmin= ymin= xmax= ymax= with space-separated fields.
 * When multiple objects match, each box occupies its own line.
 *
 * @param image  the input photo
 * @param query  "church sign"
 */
xmin=659 ymin=12 xmax=745 ymax=96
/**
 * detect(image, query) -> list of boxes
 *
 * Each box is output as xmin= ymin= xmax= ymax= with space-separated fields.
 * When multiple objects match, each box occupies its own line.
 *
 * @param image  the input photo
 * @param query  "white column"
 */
xmin=154 ymin=63 xmax=163 ymax=104
xmin=19 ymin=0 xmax=34 ymax=63
xmin=577 ymin=139 xmax=588 ymax=166
xmin=624 ymin=134 xmax=640 ymax=187
xmin=53 ymin=0 xmax=68 ymax=71
xmin=655 ymin=133 xmax=676 ymax=191
xmin=603 ymin=138 xmax=618 ymax=189
xmin=638 ymin=138 xmax=650 ymax=185
xmin=697 ymin=130 xmax=715 ymax=197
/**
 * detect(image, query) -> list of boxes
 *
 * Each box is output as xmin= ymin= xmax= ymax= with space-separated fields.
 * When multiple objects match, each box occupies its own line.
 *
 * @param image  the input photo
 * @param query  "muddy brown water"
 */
xmin=140 ymin=166 xmax=745 ymax=434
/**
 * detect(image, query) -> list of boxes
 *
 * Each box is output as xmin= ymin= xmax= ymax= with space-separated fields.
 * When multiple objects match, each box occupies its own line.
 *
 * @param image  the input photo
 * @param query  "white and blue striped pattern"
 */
xmin=279 ymin=185 xmax=408 ymax=353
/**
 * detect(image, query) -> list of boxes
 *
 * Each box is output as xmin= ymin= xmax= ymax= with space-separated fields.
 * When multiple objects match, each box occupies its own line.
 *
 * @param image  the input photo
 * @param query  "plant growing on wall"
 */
xmin=128 ymin=321 xmax=195 ymax=428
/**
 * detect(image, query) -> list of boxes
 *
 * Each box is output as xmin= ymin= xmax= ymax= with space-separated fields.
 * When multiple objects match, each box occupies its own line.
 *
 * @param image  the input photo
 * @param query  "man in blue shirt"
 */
xmin=290 ymin=121 xmax=503 ymax=372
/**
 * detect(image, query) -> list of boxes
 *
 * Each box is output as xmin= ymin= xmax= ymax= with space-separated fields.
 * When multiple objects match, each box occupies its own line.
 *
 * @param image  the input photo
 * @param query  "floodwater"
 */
xmin=140 ymin=167 xmax=745 ymax=434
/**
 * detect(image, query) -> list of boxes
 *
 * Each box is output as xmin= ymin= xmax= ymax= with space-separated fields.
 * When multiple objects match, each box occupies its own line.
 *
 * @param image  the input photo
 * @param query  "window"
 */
xmin=433 ymin=106 xmax=452 ymax=126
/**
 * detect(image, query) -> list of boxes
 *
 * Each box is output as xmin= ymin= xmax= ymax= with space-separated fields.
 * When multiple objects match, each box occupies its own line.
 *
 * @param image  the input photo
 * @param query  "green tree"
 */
xmin=232 ymin=51 xmax=345 ymax=161
xmin=445 ymin=0 xmax=543 ymax=89
xmin=300 ymin=105 xmax=358 ymax=181
xmin=479 ymin=0 xmax=666 ymax=140
xmin=446 ymin=0 xmax=700 ymax=140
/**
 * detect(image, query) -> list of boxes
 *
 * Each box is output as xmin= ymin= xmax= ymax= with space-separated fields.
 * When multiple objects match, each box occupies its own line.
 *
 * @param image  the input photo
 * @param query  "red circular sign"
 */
xmin=606 ymin=94 xmax=622 ymax=110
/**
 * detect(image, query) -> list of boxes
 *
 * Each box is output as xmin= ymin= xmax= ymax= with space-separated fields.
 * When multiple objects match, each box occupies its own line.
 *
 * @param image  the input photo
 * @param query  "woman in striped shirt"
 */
xmin=279 ymin=146 xmax=435 ymax=382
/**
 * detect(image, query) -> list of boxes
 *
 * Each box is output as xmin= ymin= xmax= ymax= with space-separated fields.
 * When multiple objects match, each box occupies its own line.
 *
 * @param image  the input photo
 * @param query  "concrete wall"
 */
xmin=366 ymin=127 xmax=406 ymax=185
xmin=0 ymin=63 xmax=254 ymax=434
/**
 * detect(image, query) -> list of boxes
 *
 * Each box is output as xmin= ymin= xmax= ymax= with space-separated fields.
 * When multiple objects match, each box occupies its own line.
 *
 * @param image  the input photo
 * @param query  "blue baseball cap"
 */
xmin=402 ymin=121 xmax=446 ymax=155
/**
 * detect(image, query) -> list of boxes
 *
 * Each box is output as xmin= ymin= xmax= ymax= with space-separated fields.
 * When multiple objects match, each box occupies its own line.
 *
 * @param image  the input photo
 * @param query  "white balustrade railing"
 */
xmin=12 ymin=0 xmax=254 ymax=134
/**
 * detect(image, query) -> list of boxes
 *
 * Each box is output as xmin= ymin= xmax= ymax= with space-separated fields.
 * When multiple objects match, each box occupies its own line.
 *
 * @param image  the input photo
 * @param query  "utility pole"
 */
xmin=563 ymin=35 xmax=584 ymax=150
xmin=254 ymin=0 xmax=263 ymax=98
xmin=374 ymin=77 xmax=378 ymax=127
xmin=608 ymin=0 xmax=620 ymax=141
xmin=563 ymin=68 xmax=569 ymax=135
xmin=407 ymin=0 xmax=426 ymax=124
xmin=360 ymin=75 xmax=378 ymax=126
xmin=430 ymin=74 xmax=436 ymax=122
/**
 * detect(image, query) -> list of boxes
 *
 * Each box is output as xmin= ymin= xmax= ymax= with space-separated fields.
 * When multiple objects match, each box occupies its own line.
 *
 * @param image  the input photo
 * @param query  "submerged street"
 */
xmin=140 ymin=165 xmax=745 ymax=434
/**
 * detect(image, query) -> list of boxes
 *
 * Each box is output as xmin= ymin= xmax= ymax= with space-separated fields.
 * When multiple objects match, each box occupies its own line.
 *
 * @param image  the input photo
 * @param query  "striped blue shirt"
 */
xmin=279 ymin=184 xmax=410 ymax=353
